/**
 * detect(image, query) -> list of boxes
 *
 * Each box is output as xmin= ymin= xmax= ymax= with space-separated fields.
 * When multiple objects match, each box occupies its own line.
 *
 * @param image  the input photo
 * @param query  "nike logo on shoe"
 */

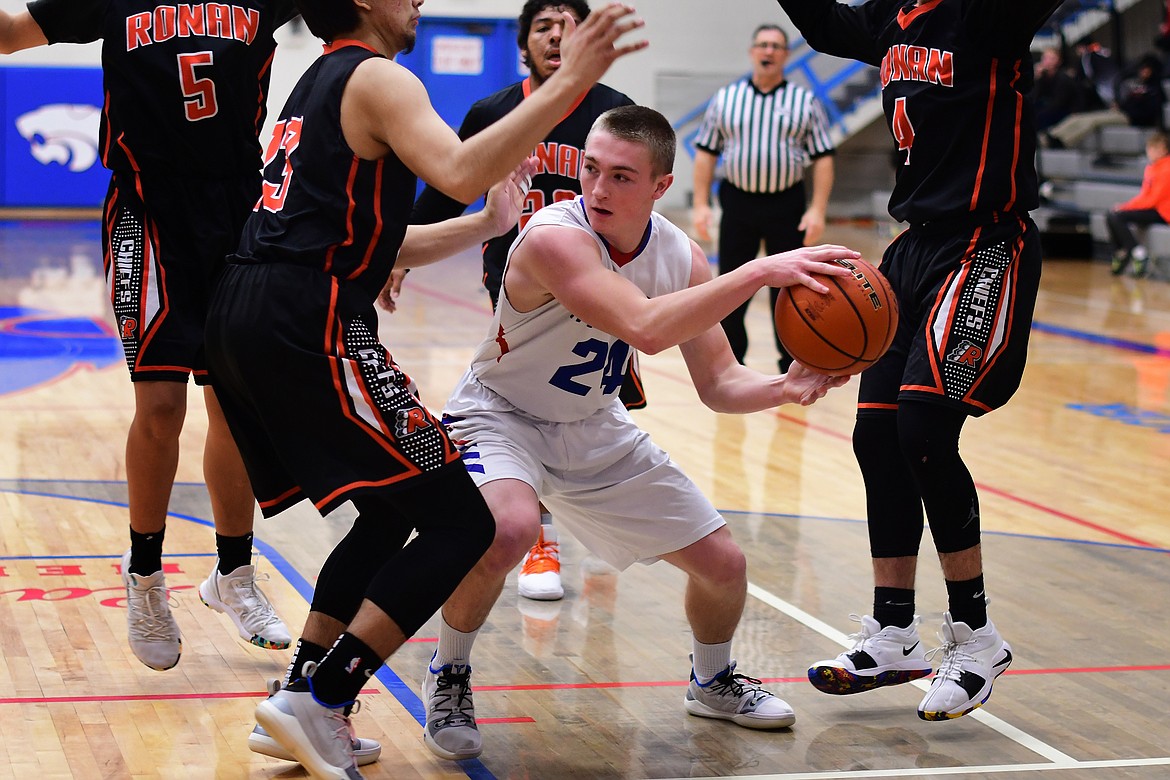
xmin=993 ymin=648 xmax=1013 ymax=670
xmin=902 ymin=642 xmax=920 ymax=656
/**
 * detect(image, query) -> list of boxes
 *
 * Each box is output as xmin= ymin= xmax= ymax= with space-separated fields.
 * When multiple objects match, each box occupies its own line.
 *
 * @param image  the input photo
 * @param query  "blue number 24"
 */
xmin=549 ymin=338 xmax=631 ymax=396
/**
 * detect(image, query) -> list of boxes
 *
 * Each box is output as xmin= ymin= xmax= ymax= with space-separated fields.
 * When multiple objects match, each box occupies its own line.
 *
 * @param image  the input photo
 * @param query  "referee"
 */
xmin=692 ymin=23 xmax=836 ymax=373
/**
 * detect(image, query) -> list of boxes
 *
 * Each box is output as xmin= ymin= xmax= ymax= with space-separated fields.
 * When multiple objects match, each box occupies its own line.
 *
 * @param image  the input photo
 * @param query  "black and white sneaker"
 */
xmin=917 ymin=612 xmax=1013 ymax=721
xmin=808 ymin=614 xmax=932 ymax=694
xmin=684 ymin=661 xmax=796 ymax=729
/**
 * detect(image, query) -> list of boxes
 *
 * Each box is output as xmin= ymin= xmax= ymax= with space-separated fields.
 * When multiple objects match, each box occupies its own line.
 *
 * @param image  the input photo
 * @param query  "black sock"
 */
xmin=308 ymin=633 xmax=381 ymax=708
xmin=873 ymin=587 xmax=915 ymax=629
xmin=128 ymin=527 xmax=165 ymax=575
xmin=284 ymin=638 xmax=329 ymax=686
xmin=215 ymin=532 xmax=254 ymax=574
xmin=946 ymin=575 xmax=987 ymax=629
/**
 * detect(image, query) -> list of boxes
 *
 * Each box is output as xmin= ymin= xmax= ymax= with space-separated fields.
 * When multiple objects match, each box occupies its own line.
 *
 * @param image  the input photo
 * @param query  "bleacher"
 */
xmin=1034 ymin=122 xmax=1170 ymax=279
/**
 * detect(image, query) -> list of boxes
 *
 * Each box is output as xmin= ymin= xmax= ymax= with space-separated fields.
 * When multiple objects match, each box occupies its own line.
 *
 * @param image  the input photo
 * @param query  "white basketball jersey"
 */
xmin=467 ymin=197 xmax=693 ymax=422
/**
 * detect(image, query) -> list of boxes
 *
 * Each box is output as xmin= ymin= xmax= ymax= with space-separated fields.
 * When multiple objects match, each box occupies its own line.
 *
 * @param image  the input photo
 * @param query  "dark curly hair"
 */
xmin=517 ymin=0 xmax=591 ymax=68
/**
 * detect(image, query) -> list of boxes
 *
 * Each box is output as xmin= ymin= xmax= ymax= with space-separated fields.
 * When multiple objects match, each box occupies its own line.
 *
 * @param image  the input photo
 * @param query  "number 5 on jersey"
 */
xmin=258 ymin=117 xmax=303 ymax=213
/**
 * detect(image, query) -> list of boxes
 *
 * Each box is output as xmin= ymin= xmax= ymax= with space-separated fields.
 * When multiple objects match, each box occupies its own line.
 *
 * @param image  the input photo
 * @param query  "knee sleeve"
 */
xmin=853 ymin=412 xmax=924 ymax=558
xmin=309 ymin=497 xmax=415 ymax=623
xmin=896 ymin=402 xmax=980 ymax=554
xmin=362 ymin=465 xmax=495 ymax=637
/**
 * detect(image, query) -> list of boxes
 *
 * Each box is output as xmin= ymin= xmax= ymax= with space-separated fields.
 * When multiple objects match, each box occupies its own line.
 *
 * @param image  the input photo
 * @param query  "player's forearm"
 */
xmin=397 ymin=212 xmax=497 ymax=269
xmin=0 ymin=11 xmax=48 ymax=54
xmin=808 ymin=156 xmax=834 ymax=214
xmin=692 ymin=152 xmax=717 ymax=208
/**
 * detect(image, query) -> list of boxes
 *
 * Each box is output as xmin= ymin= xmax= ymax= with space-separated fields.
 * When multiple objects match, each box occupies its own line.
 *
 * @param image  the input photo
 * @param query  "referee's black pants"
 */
xmin=716 ymin=180 xmax=807 ymax=372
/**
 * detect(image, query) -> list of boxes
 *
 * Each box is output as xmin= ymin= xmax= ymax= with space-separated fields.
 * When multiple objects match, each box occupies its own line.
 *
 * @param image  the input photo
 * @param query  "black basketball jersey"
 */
xmin=411 ymin=80 xmax=633 ymax=296
xmin=230 ymin=41 xmax=417 ymax=303
xmin=27 ymin=0 xmax=298 ymax=176
xmin=777 ymin=0 xmax=1062 ymax=224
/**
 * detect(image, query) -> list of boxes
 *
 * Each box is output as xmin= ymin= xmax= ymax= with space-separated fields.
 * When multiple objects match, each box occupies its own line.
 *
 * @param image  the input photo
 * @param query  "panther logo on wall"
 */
xmin=15 ymin=103 xmax=101 ymax=173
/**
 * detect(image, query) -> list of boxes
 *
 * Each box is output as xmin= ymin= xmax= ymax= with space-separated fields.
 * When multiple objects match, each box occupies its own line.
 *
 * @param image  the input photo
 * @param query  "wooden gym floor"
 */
xmin=0 ymin=218 xmax=1167 ymax=779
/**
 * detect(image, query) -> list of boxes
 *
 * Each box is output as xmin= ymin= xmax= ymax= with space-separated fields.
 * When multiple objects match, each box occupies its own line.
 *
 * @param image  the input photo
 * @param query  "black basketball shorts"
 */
xmin=858 ymin=214 xmax=1042 ymax=417
xmin=205 ymin=262 xmax=462 ymax=517
xmin=103 ymin=170 xmax=255 ymax=384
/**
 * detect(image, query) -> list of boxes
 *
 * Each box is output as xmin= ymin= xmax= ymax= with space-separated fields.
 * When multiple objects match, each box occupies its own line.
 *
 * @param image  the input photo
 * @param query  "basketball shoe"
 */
xmin=917 ymin=612 xmax=1013 ymax=721
xmin=199 ymin=559 xmax=291 ymax=649
xmin=254 ymin=663 xmax=363 ymax=778
xmin=250 ymin=679 xmax=382 ymax=766
xmin=1111 ymin=248 xmax=1132 ymax=275
xmin=807 ymin=614 xmax=932 ymax=695
xmin=121 ymin=549 xmax=181 ymax=671
xmin=1132 ymin=245 xmax=1150 ymax=277
xmin=684 ymin=660 xmax=796 ymax=729
xmin=422 ymin=654 xmax=481 ymax=760
xmin=517 ymin=525 xmax=563 ymax=601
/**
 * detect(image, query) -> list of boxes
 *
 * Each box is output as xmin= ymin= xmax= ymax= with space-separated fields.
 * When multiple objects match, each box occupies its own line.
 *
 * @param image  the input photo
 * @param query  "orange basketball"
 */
xmin=774 ymin=257 xmax=899 ymax=376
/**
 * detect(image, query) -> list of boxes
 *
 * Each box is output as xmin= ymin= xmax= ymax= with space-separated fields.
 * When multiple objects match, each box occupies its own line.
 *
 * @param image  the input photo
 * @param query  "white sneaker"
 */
xmin=121 ymin=549 xmax=181 ymax=671
xmin=250 ymin=679 xmax=382 ymax=766
xmin=199 ymin=559 xmax=291 ymax=649
xmin=684 ymin=661 xmax=796 ymax=729
xmin=517 ymin=525 xmax=563 ymax=601
xmin=808 ymin=614 xmax=932 ymax=695
xmin=918 ymin=612 xmax=1012 ymax=721
xmin=422 ymin=654 xmax=481 ymax=760
xmin=254 ymin=666 xmax=363 ymax=779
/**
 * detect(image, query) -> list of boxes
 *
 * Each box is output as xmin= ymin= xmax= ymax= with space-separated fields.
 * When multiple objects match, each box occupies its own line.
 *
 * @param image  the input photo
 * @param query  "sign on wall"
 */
xmin=1 ymin=67 xmax=108 ymax=209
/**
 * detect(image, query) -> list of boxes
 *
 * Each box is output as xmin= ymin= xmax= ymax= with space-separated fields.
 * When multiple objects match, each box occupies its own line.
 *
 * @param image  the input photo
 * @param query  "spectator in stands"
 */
xmin=1115 ymin=54 xmax=1166 ymax=129
xmin=1033 ymin=46 xmax=1082 ymax=133
xmin=1107 ymin=131 xmax=1170 ymax=277
xmin=1073 ymin=35 xmax=1118 ymax=109
xmin=1043 ymin=50 xmax=1163 ymax=151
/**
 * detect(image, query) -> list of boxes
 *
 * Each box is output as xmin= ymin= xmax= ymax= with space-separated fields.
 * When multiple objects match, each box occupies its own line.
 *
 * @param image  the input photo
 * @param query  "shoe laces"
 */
xmin=126 ymin=581 xmax=180 ymax=642
xmin=222 ymin=570 xmax=282 ymax=627
xmin=925 ymin=636 xmax=975 ymax=683
xmin=521 ymin=536 xmax=560 ymax=576
xmin=703 ymin=665 xmax=771 ymax=706
xmin=432 ymin=666 xmax=475 ymax=725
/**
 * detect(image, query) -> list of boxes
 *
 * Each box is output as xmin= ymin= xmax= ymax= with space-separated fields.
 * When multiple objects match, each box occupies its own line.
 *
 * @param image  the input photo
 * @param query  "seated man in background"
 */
xmin=1108 ymin=131 xmax=1170 ymax=276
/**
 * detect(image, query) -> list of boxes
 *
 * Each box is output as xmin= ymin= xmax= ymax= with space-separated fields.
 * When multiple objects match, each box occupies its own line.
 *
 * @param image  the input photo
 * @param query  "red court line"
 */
xmin=4 ymin=665 xmax=1165 ymax=706
xmin=479 ymin=717 xmax=535 ymax=724
xmin=0 ymin=688 xmax=380 ymax=705
xmin=471 ymin=663 xmax=1170 ymax=692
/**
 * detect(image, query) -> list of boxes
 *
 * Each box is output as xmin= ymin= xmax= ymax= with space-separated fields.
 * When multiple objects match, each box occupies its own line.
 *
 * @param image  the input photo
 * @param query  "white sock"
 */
xmin=433 ymin=613 xmax=479 ymax=670
xmin=539 ymin=512 xmax=553 ymax=526
xmin=691 ymin=638 xmax=733 ymax=684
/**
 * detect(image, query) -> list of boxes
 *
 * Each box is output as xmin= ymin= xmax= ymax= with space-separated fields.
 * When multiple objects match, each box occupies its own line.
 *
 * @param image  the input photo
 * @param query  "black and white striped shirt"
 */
xmin=694 ymin=78 xmax=835 ymax=194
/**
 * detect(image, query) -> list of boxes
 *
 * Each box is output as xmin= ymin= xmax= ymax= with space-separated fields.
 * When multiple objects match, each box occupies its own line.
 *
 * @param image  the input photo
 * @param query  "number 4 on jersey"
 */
xmin=258 ymin=117 xmax=303 ymax=213
xmin=892 ymin=96 xmax=915 ymax=165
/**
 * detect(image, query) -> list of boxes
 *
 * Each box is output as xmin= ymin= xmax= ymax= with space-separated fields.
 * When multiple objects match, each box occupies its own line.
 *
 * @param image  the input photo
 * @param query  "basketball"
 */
xmin=774 ymin=257 xmax=899 ymax=376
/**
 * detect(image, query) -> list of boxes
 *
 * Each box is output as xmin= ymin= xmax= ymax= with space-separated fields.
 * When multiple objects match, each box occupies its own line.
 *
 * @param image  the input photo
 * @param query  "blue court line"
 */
xmin=0 ymin=484 xmax=496 ymax=779
xmin=1031 ymin=320 xmax=1170 ymax=357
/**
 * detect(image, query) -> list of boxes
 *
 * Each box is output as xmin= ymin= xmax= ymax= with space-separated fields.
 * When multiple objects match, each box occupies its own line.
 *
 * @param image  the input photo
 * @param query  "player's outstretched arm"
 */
xmin=0 ymin=11 xmax=48 ymax=54
xmin=346 ymin=4 xmax=645 ymax=204
xmin=678 ymin=249 xmax=849 ymax=414
xmin=512 ymin=229 xmax=857 ymax=356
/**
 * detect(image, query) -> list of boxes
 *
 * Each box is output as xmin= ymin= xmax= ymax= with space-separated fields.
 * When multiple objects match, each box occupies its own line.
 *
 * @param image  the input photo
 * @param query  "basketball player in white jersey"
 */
xmin=421 ymin=105 xmax=861 ymax=761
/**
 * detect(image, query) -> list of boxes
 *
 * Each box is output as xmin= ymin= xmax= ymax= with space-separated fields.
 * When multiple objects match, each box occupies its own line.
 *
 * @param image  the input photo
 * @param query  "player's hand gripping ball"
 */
xmin=774 ymin=257 xmax=899 ymax=376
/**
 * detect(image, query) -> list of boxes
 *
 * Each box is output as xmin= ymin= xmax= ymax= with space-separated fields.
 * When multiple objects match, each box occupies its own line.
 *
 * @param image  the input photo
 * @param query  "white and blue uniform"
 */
xmin=444 ymin=198 xmax=725 ymax=570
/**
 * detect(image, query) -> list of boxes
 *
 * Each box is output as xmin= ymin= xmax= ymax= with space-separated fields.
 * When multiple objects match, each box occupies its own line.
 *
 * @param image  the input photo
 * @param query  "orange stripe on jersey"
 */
xmin=857 ymin=401 xmax=899 ymax=411
xmin=134 ymin=181 xmax=171 ymax=364
xmin=897 ymin=0 xmax=943 ymax=29
xmin=963 ymin=219 xmax=1025 ymax=401
xmin=924 ymin=226 xmax=981 ymax=390
xmin=324 ymin=39 xmax=378 ymax=55
xmin=521 ymin=76 xmax=589 ymax=123
xmin=970 ymin=60 xmax=997 ymax=212
xmin=1004 ymin=61 xmax=1024 ymax=212
xmin=102 ymin=185 xmax=118 ymax=278
xmin=260 ymin=485 xmax=302 ymax=511
xmin=325 ymin=158 xmax=360 ymax=273
xmin=101 ymin=91 xmax=114 ymax=169
xmin=253 ymin=49 xmax=276 ymax=137
xmin=349 ymin=159 xmax=384 ymax=280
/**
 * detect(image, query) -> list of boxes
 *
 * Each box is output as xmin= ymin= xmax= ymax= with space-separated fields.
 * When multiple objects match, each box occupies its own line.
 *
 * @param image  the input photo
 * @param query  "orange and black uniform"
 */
xmin=205 ymin=41 xmax=493 ymax=636
xmin=28 ymin=0 xmax=298 ymax=382
xmin=777 ymin=0 xmax=1060 ymax=576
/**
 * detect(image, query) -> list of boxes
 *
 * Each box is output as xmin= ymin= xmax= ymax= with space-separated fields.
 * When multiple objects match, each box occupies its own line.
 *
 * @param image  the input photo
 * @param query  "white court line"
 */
xmin=658 ymin=756 xmax=1170 ymax=780
xmin=746 ymin=583 xmax=1078 ymax=765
